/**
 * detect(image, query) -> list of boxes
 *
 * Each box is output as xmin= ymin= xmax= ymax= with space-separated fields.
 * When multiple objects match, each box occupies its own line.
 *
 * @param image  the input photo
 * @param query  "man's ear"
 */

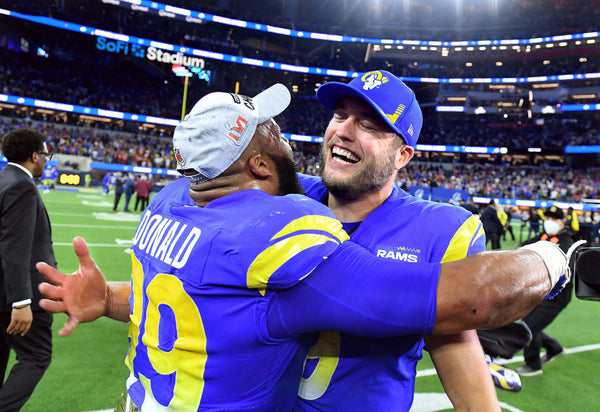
xmin=248 ymin=154 xmax=274 ymax=180
xmin=395 ymin=145 xmax=414 ymax=170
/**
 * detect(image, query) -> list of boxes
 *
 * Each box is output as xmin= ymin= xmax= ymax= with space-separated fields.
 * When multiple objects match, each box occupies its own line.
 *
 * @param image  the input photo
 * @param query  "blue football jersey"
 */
xmin=296 ymin=174 xmax=485 ymax=412
xmin=126 ymin=178 xmax=349 ymax=411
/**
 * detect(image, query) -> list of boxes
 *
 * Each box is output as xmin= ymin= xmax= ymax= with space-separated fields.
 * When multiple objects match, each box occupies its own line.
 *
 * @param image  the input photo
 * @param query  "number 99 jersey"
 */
xmin=125 ymin=178 xmax=348 ymax=411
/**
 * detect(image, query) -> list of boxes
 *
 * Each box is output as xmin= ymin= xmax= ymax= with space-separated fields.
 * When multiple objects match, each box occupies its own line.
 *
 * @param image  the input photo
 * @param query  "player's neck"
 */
xmin=328 ymin=184 xmax=394 ymax=223
xmin=187 ymin=175 xmax=275 ymax=206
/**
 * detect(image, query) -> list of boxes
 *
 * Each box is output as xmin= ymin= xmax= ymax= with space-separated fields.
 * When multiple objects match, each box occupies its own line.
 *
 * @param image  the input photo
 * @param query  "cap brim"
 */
xmin=254 ymin=83 xmax=291 ymax=123
xmin=317 ymin=82 xmax=402 ymax=136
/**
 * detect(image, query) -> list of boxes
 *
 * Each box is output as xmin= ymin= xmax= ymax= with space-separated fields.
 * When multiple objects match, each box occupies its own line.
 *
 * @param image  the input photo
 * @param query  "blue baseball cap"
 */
xmin=316 ymin=70 xmax=423 ymax=146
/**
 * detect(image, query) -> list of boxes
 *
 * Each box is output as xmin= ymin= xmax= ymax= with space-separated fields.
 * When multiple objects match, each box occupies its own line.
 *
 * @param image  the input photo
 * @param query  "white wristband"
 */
xmin=520 ymin=241 xmax=568 ymax=287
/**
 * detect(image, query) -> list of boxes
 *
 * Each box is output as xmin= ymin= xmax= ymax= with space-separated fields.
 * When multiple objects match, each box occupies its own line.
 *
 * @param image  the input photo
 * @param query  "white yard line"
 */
xmin=416 ymin=342 xmax=600 ymax=377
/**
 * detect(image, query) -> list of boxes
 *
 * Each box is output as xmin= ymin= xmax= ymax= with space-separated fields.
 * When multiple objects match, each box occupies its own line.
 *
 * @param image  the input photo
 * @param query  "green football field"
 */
xmin=11 ymin=188 xmax=600 ymax=411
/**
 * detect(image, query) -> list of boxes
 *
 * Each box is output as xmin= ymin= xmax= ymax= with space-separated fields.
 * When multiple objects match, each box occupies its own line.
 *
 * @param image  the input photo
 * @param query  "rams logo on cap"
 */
xmin=361 ymin=71 xmax=388 ymax=91
xmin=174 ymin=147 xmax=185 ymax=166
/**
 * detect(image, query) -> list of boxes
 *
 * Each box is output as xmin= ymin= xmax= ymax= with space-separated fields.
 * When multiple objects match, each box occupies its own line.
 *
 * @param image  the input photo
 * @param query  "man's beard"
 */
xmin=270 ymin=154 xmax=306 ymax=196
xmin=320 ymin=145 xmax=397 ymax=201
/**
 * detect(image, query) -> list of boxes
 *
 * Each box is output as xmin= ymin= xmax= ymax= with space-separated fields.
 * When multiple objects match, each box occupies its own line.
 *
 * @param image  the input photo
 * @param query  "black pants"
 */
xmin=134 ymin=195 xmax=149 ymax=211
xmin=0 ymin=310 xmax=52 ymax=411
xmin=522 ymin=300 xmax=566 ymax=369
xmin=503 ymin=225 xmax=515 ymax=241
xmin=113 ymin=191 xmax=123 ymax=211
xmin=485 ymin=230 xmax=501 ymax=249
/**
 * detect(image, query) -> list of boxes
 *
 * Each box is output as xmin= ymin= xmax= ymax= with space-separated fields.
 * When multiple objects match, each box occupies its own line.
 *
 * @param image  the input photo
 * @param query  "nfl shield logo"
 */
xmin=174 ymin=148 xmax=184 ymax=165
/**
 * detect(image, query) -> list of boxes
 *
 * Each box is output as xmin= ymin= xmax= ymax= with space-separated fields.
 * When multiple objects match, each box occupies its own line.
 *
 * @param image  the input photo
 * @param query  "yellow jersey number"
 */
xmin=297 ymin=331 xmax=341 ymax=400
xmin=127 ymin=252 xmax=207 ymax=410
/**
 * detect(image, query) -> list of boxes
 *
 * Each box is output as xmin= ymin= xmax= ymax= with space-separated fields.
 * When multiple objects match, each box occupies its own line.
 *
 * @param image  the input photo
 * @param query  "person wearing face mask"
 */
xmin=516 ymin=205 xmax=577 ymax=376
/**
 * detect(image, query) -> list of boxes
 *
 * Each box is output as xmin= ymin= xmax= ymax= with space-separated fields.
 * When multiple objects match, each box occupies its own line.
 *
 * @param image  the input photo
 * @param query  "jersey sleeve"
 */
xmin=441 ymin=214 xmax=486 ymax=262
xmin=245 ymin=195 xmax=350 ymax=293
xmin=265 ymin=240 xmax=440 ymax=339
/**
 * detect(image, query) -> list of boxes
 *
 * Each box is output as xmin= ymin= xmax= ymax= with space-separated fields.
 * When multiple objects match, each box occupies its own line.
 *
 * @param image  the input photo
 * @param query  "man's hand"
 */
xmin=36 ymin=237 xmax=110 ymax=337
xmin=7 ymin=305 xmax=32 ymax=336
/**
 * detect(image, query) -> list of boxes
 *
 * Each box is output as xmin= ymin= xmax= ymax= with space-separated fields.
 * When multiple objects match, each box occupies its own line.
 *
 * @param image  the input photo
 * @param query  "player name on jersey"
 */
xmin=133 ymin=211 xmax=201 ymax=268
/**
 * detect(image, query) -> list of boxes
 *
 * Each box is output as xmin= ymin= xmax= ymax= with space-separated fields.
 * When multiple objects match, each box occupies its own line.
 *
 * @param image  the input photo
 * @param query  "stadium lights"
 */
xmin=4 ymin=8 xmax=600 ymax=86
xmin=532 ymin=83 xmax=559 ymax=88
xmin=571 ymin=94 xmax=597 ymax=99
xmin=541 ymin=105 xmax=557 ymax=114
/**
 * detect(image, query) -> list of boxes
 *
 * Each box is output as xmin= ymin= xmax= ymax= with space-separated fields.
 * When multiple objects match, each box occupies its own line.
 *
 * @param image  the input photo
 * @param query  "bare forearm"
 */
xmin=106 ymin=282 xmax=131 ymax=322
xmin=426 ymin=331 xmax=499 ymax=411
xmin=434 ymin=249 xmax=552 ymax=333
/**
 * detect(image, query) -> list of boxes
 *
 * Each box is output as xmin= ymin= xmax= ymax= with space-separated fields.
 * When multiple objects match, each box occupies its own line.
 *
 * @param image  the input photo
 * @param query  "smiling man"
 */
xmin=297 ymin=71 xmax=497 ymax=411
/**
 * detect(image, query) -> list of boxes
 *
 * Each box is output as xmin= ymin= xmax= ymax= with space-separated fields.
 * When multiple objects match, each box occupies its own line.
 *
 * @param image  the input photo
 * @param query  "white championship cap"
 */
xmin=173 ymin=83 xmax=291 ymax=183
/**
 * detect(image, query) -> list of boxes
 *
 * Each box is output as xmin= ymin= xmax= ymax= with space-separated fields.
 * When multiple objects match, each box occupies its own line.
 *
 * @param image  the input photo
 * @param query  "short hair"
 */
xmin=1 ymin=128 xmax=46 ymax=163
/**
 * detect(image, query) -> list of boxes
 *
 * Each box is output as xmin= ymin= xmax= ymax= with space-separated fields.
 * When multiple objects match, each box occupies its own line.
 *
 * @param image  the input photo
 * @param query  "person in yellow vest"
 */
xmin=565 ymin=207 xmax=580 ymax=237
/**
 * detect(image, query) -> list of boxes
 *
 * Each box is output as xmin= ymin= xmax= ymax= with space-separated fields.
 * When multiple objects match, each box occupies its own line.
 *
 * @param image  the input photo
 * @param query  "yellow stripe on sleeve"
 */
xmin=441 ymin=215 xmax=483 ymax=263
xmin=271 ymin=215 xmax=349 ymax=244
xmin=247 ymin=233 xmax=343 ymax=295
xmin=246 ymin=216 xmax=349 ymax=295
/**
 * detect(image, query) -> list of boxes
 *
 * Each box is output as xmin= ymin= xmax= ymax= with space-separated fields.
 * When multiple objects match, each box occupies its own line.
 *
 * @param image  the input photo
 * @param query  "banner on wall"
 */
xmin=408 ymin=186 xmax=469 ymax=204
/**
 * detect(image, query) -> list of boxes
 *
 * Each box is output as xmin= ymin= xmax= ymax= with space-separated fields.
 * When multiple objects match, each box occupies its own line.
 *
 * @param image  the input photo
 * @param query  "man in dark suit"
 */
xmin=480 ymin=199 xmax=504 ymax=249
xmin=0 ymin=128 xmax=55 ymax=410
xmin=112 ymin=171 xmax=125 ymax=212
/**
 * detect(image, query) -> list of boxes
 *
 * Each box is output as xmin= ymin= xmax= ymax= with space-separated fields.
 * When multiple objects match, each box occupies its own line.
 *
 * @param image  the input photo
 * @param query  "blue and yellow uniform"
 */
xmin=42 ymin=166 xmax=56 ymax=188
xmin=296 ymin=174 xmax=486 ymax=412
xmin=126 ymin=178 xmax=440 ymax=411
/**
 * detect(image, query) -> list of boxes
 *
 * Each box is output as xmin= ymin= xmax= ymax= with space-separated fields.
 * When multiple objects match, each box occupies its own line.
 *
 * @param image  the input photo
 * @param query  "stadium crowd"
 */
xmin=2 ymin=0 xmax=599 ymax=100
xmin=1 ymin=46 xmax=599 ymax=150
xmin=2 ymin=115 xmax=599 ymax=205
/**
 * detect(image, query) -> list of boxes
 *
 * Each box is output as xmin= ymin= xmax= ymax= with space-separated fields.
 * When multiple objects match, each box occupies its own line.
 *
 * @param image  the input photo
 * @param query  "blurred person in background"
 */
xmin=459 ymin=197 xmax=479 ymax=215
xmin=112 ymin=171 xmax=125 ymax=212
xmin=481 ymin=199 xmax=504 ymax=250
xmin=123 ymin=173 xmax=136 ymax=212
xmin=565 ymin=207 xmax=580 ymax=238
xmin=0 ymin=128 xmax=55 ymax=410
xmin=525 ymin=207 xmax=542 ymax=238
xmin=296 ymin=71 xmax=499 ymax=411
xmin=503 ymin=207 xmax=516 ymax=241
xmin=134 ymin=174 xmax=152 ymax=211
xmin=102 ymin=171 xmax=111 ymax=195
xmin=517 ymin=206 xmax=577 ymax=376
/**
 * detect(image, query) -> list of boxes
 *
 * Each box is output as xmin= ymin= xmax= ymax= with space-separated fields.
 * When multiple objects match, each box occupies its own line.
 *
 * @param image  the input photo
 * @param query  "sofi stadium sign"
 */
xmin=96 ymin=37 xmax=206 ymax=69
